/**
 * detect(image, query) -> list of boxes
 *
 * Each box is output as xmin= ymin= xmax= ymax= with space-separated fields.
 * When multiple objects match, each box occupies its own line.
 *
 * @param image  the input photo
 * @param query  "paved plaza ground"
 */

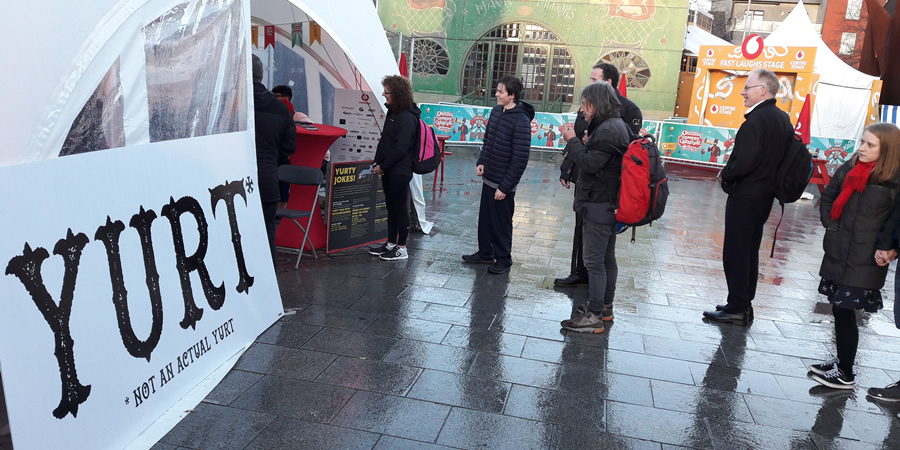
xmin=5 ymin=146 xmax=900 ymax=449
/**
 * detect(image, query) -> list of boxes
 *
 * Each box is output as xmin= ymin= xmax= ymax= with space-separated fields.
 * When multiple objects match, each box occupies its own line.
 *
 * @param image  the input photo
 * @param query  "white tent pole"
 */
xmin=408 ymin=37 xmax=416 ymax=76
xmin=398 ymin=33 xmax=403 ymax=62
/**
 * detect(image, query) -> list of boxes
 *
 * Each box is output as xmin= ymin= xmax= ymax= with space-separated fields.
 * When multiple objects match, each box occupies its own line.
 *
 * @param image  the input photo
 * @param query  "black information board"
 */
xmin=326 ymin=160 xmax=386 ymax=252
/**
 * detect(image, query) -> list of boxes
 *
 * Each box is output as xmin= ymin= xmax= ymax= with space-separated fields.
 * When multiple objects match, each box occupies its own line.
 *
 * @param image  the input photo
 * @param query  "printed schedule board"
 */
xmin=327 ymin=160 xmax=385 ymax=252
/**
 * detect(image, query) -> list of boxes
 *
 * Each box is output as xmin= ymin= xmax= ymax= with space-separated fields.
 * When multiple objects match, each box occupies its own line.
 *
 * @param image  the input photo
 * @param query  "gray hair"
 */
xmin=580 ymin=81 xmax=621 ymax=122
xmin=749 ymin=68 xmax=778 ymax=96
xmin=252 ymin=54 xmax=264 ymax=83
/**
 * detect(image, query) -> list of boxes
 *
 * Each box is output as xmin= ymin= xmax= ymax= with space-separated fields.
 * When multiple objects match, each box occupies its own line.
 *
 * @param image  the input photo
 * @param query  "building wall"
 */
xmin=728 ymin=1 xmax=821 ymax=43
xmin=821 ymin=0 xmax=876 ymax=68
xmin=378 ymin=0 xmax=690 ymax=119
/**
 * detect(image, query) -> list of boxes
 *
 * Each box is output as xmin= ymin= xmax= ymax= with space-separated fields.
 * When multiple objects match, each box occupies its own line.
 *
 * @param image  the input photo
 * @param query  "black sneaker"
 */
xmin=808 ymin=358 xmax=839 ymax=376
xmin=487 ymin=262 xmax=511 ymax=274
xmin=462 ymin=253 xmax=494 ymax=264
xmin=601 ymin=304 xmax=614 ymax=321
xmin=368 ymin=242 xmax=393 ymax=256
xmin=379 ymin=247 xmax=408 ymax=261
xmin=810 ymin=367 xmax=855 ymax=390
xmin=867 ymin=381 xmax=900 ymax=403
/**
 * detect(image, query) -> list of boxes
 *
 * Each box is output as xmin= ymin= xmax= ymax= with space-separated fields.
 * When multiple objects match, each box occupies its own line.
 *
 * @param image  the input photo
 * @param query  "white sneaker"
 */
xmin=379 ymin=246 xmax=408 ymax=261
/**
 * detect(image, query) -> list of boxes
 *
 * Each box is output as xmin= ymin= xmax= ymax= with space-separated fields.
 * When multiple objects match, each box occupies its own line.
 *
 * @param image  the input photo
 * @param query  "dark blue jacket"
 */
xmin=477 ymin=101 xmax=535 ymax=193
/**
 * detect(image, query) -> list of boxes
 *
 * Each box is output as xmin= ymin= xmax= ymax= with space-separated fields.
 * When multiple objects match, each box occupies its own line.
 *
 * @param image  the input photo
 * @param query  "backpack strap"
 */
xmin=769 ymin=200 xmax=785 ymax=258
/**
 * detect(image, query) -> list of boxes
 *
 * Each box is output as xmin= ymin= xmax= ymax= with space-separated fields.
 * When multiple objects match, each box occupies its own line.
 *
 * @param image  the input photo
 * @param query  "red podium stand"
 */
xmin=275 ymin=123 xmax=346 ymax=251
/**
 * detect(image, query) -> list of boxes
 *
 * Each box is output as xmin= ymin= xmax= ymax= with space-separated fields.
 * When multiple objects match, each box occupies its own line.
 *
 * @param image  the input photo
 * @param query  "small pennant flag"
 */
xmin=399 ymin=52 xmax=408 ymax=77
xmin=264 ymin=25 xmax=275 ymax=49
xmin=619 ymin=73 xmax=628 ymax=98
xmin=309 ymin=21 xmax=322 ymax=46
xmin=251 ymin=25 xmax=258 ymax=48
xmin=292 ymin=23 xmax=303 ymax=47
xmin=794 ymin=93 xmax=811 ymax=145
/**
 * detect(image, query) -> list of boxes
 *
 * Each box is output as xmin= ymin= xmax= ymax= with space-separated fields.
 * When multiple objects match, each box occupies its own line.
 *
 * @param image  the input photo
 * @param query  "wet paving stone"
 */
xmin=152 ymin=155 xmax=900 ymax=448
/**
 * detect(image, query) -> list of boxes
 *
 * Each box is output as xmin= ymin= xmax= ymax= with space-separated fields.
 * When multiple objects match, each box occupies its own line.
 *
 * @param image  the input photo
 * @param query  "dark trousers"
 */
xmin=833 ymin=305 xmax=858 ymax=376
xmin=583 ymin=217 xmax=617 ymax=312
xmin=570 ymin=210 xmax=588 ymax=278
xmin=477 ymin=184 xmax=515 ymax=266
xmin=722 ymin=195 xmax=774 ymax=312
xmin=262 ymin=201 xmax=278 ymax=263
xmin=382 ymin=172 xmax=412 ymax=246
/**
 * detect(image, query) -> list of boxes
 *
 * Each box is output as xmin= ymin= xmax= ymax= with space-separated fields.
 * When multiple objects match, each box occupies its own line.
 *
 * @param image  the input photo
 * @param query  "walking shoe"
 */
xmin=702 ymin=309 xmax=749 ymax=325
xmin=810 ymin=367 xmax=855 ymax=390
xmin=462 ymin=253 xmax=494 ymax=264
xmin=867 ymin=381 xmax=900 ymax=403
xmin=379 ymin=246 xmax=408 ymax=261
xmin=368 ymin=242 xmax=394 ymax=256
xmin=554 ymin=274 xmax=589 ymax=286
xmin=601 ymin=304 xmax=614 ymax=321
xmin=487 ymin=262 xmax=511 ymax=274
xmin=808 ymin=358 xmax=839 ymax=376
xmin=715 ymin=304 xmax=754 ymax=321
xmin=561 ymin=310 xmax=605 ymax=333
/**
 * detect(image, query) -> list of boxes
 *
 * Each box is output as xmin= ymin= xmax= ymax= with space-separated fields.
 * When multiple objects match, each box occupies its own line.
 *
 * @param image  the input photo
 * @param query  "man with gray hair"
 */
xmin=703 ymin=68 xmax=793 ymax=325
xmin=252 ymin=54 xmax=296 ymax=262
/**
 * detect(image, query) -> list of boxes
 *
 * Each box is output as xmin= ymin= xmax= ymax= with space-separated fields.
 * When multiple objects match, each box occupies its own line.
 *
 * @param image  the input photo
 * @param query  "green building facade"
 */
xmin=378 ymin=0 xmax=689 ymax=118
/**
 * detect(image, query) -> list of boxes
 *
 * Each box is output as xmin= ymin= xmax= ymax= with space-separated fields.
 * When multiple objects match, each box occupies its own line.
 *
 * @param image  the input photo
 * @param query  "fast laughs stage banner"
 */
xmin=420 ymin=103 xmax=660 ymax=150
xmin=0 ymin=0 xmax=283 ymax=448
xmin=658 ymin=121 xmax=855 ymax=169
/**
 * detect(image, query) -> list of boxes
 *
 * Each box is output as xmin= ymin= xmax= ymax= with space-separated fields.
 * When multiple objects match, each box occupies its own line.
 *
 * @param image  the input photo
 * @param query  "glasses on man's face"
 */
xmin=741 ymin=84 xmax=764 ymax=92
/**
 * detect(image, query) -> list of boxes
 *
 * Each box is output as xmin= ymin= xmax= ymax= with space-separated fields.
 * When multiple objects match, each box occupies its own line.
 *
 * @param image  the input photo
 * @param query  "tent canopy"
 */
xmin=684 ymin=24 xmax=732 ymax=56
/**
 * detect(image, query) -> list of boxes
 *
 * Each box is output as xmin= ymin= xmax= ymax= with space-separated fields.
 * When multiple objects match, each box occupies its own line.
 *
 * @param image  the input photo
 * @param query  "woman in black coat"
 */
xmin=369 ymin=75 xmax=419 ymax=261
xmin=809 ymin=122 xmax=900 ymax=389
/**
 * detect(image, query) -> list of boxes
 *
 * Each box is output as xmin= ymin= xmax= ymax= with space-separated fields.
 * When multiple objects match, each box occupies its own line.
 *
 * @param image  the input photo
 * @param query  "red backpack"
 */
xmin=616 ymin=136 xmax=669 ymax=240
xmin=411 ymin=119 xmax=441 ymax=174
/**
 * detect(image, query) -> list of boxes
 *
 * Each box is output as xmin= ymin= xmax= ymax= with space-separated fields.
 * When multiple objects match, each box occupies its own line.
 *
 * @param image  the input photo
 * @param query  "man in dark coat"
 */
xmin=555 ymin=63 xmax=643 ymax=286
xmin=703 ymin=68 xmax=794 ymax=325
xmin=462 ymin=75 xmax=535 ymax=274
xmin=252 ymin=54 xmax=296 ymax=262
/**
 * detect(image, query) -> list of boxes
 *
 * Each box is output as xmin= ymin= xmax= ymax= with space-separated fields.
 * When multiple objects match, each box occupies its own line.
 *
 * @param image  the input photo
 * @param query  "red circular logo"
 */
xmin=706 ymin=48 xmax=714 ymax=57
xmin=361 ymin=94 xmax=370 ymax=101
xmin=710 ymin=104 xmax=719 ymax=114
xmin=796 ymin=50 xmax=805 ymax=59
xmin=741 ymin=34 xmax=764 ymax=60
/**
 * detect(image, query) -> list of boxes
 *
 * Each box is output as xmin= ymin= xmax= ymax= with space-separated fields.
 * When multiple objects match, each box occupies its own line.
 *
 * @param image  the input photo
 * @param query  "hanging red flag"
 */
xmin=794 ymin=93 xmax=811 ymax=145
xmin=399 ymin=52 xmax=408 ymax=77
xmin=618 ymin=73 xmax=627 ymax=97
xmin=264 ymin=25 xmax=275 ymax=49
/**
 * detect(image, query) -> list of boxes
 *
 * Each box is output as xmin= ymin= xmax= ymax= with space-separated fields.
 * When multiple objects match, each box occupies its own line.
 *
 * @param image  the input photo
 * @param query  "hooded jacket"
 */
xmin=253 ymin=82 xmax=296 ymax=203
xmin=820 ymin=162 xmax=900 ymax=289
xmin=720 ymin=98 xmax=793 ymax=198
xmin=567 ymin=112 xmax=631 ymax=212
xmin=374 ymin=104 xmax=420 ymax=177
xmin=477 ymin=101 xmax=535 ymax=193
xmin=560 ymin=92 xmax=642 ymax=182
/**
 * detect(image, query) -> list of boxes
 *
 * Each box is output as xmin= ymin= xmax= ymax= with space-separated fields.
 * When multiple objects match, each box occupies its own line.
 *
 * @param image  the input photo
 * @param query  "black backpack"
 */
xmin=770 ymin=134 xmax=814 ymax=256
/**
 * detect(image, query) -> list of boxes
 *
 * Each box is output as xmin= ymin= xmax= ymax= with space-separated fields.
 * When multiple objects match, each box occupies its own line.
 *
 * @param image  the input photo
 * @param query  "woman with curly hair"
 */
xmin=369 ymin=75 xmax=420 ymax=261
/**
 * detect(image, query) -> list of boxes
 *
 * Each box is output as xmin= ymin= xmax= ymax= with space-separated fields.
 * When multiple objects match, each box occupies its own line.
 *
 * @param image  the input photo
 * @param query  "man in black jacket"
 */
xmin=703 ymin=68 xmax=793 ymax=325
xmin=555 ymin=63 xmax=642 ymax=287
xmin=252 ymin=54 xmax=296 ymax=262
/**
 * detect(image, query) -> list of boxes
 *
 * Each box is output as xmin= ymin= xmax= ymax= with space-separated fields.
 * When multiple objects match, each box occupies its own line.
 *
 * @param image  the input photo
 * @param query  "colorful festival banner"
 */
xmin=264 ymin=25 xmax=275 ymax=49
xmin=291 ymin=23 xmax=303 ymax=47
xmin=309 ymin=21 xmax=322 ymax=46
xmin=250 ymin=25 xmax=258 ymax=48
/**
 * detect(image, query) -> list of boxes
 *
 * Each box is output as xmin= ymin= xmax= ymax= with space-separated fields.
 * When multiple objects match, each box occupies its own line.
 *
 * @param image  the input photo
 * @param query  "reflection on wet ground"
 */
xmin=156 ymin=147 xmax=900 ymax=449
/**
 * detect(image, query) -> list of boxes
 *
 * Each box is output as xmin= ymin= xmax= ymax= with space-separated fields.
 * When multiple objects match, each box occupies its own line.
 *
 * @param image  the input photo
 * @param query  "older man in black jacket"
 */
xmin=555 ymin=63 xmax=642 ymax=287
xmin=703 ymin=68 xmax=794 ymax=325
xmin=252 ymin=54 xmax=296 ymax=262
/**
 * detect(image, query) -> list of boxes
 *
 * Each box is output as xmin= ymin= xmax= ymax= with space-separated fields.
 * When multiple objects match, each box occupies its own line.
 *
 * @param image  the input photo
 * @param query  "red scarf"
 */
xmin=830 ymin=160 xmax=876 ymax=220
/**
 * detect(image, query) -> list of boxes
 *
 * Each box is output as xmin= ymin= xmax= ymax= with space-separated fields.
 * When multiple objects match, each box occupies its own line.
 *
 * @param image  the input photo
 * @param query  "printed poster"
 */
xmin=330 ymin=89 xmax=384 ymax=164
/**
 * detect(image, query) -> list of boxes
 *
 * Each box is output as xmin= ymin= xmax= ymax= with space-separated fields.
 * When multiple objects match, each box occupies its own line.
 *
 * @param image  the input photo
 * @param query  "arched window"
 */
xmin=460 ymin=22 xmax=575 ymax=112
xmin=598 ymin=50 xmax=652 ymax=89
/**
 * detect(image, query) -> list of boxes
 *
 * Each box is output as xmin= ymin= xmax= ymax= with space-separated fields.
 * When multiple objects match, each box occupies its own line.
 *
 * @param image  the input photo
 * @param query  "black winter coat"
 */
xmin=721 ymin=98 xmax=793 ymax=198
xmin=374 ymin=105 xmax=420 ymax=177
xmin=253 ymin=82 xmax=296 ymax=203
xmin=477 ymin=101 xmax=535 ymax=193
xmin=820 ymin=162 xmax=900 ymax=289
xmin=568 ymin=113 xmax=631 ymax=212
xmin=559 ymin=92 xmax=641 ymax=182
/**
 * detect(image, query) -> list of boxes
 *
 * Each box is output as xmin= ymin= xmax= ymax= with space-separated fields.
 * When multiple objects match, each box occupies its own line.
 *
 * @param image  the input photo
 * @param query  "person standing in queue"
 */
xmin=462 ymin=75 xmax=534 ymax=274
xmin=251 ymin=55 xmax=295 ymax=262
xmin=702 ymin=68 xmax=793 ymax=325
xmin=369 ymin=75 xmax=419 ymax=261
xmin=555 ymin=63 xmax=642 ymax=287
xmin=808 ymin=123 xmax=900 ymax=389
xmin=558 ymin=81 xmax=631 ymax=333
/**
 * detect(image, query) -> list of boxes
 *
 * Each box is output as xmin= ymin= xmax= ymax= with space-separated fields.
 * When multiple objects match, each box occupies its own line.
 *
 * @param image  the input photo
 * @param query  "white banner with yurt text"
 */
xmin=0 ymin=0 xmax=284 ymax=448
